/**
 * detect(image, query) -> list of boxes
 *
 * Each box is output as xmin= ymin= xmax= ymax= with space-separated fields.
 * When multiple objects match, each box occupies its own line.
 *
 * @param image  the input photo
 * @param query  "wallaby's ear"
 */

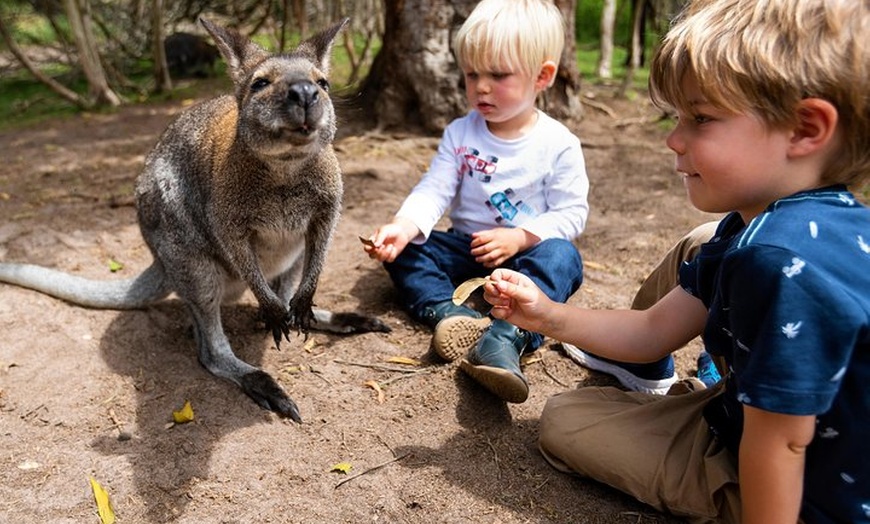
xmin=199 ymin=17 xmax=269 ymax=85
xmin=295 ymin=18 xmax=350 ymax=76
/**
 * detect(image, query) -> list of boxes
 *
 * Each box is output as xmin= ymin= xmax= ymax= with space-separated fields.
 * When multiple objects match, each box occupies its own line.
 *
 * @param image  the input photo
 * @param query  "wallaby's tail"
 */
xmin=0 ymin=262 xmax=170 ymax=310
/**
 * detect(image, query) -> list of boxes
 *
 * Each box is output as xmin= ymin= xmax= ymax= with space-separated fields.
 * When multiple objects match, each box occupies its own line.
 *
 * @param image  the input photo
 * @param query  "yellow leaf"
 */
xmin=584 ymin=260 xmax=606 ymax=271
xmin=385 ymin=356 xmax=421 ymax=366
xmin=89 ymin=477 xmax=116 ymax=524
xmin=107 ymin=259 xmax=124 ymax=273
xmin=452 ymin=277 xmax=493 ymax=306
xmin=172 ymin=400 xmax=194 ymax=423
xmin=331 ymin=462 xmax=353 ymax=474
xmin=364 ymin=380 xmax=385 ymax=404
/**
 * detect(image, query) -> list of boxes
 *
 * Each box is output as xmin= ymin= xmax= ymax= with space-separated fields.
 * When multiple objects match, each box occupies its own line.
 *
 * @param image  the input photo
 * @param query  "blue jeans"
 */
xmin=384 ymin=229 xmax=583 ymax=350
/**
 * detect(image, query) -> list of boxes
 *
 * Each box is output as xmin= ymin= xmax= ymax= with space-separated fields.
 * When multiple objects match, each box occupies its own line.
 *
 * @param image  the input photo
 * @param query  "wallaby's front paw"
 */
xmin=288 ymin=298 xmax=315 ymax=334
xmin=330 ymin=312 xmax=392 ymax=333
xmin=239 ymin=370 xmax=302 ymax=422
xmin=260 ymin=303 xmax=293 ymax=348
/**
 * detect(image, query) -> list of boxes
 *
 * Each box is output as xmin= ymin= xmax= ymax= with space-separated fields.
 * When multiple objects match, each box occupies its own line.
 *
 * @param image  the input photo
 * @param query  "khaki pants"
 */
xmin=539 ymin=222 xmax=741 ymax=522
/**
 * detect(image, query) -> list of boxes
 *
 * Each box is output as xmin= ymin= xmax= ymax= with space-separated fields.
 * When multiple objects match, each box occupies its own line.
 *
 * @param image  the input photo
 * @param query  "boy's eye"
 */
xmin=491 ymin=72 xmax=510 ymax=80
xmin=465 ymin=72 xmax=479 ymax=80
xmin=693 ymin=114 xmax=712 ymax=124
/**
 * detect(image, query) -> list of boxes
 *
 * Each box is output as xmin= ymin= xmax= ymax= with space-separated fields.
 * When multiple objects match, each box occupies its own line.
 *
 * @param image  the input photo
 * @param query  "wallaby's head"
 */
xmin=199 ymin=17 xmax=349 ymax=161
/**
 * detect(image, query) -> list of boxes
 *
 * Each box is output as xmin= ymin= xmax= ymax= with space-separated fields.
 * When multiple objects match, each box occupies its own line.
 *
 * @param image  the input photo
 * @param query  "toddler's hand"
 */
xmin=362 ymin=218 xmax=419 ymax=263
xmin=471 ymin=228 xmax=536 ymax=268
xmin=484 ymin=268 xmax=552 ymax=333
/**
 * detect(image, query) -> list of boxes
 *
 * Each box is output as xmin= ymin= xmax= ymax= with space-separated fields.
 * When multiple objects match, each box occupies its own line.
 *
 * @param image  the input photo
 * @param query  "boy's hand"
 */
xmin=483 ymin=268 xmax=552 ymax=333
xmin=471 ymin=227 xmax=539 ymax=268
xmin=362 ymin=217 xmax=419 ymax=263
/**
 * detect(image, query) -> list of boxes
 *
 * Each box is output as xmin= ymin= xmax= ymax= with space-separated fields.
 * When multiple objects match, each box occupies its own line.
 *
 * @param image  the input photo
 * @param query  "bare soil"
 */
xmin=0 ymin=83 xmax=717 ymax=523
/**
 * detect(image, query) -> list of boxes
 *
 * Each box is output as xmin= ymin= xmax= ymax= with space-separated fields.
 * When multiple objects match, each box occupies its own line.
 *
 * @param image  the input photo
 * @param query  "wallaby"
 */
xmin=0 ymin=18 xmax=390 ymax=423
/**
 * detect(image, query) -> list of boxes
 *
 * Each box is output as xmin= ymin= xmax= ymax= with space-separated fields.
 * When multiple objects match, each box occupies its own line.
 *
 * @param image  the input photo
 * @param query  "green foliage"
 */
xmin=575 ymin=0 xmax=634 ymax=45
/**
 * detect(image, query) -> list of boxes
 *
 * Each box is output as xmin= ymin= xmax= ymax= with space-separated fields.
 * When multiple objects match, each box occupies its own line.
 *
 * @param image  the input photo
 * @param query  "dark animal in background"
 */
xmin=164 ymin=32 xmax=220 ymax=78
xmin=0 ymin=18 xmax=390 ymax=423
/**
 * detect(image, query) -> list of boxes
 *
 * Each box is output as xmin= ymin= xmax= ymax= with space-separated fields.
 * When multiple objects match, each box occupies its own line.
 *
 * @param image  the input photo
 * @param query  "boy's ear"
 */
xmin=788 ymin=98 xmax=839 ymax=159
xmin=535 ymin=60 xmax=558 ymax=90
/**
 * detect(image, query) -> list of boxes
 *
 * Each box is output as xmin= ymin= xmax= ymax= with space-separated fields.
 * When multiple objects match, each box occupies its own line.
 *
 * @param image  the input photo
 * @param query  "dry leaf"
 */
xmin=331 ymin=462 xmax=353 ymax=474
xmin=452 ymin=277 xmax=493 ymax=306
xmin=89 ymin=477 xmax=116 ymax=524
xmin=172 ymin=400 xmax=194 ymax=423
xmin=364 ymin=380 xmax=385 ymax=404
xmin=358 ymin=235 xmax=376 ymax=247
xmin=385 ymin=356 xmax=421 ymax=366
xmin=584 ymin=260 xmax=606 ymax=271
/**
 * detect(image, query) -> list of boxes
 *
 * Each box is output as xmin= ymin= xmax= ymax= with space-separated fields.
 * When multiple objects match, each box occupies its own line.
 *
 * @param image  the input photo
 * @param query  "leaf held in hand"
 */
xmin=172 ymin=400 xmax=195 ymax=423
xmin=452 ymin=277 xmax=493 ymax=306
xmin=89 ymin=477 xmax=116 ymax=524
xmin=358 ymin=235 xmax=376 ymax=247
xmin=331 ymin=462 xmax=353 ymax=474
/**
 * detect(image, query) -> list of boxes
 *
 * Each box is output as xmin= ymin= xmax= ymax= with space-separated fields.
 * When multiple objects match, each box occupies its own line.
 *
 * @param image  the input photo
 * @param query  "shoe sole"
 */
xmin=432 ymin=316 xmax=491 ymax=361
xmin=459 ymin=359 xmax=529 ymax=403
xmin=561 ymin=343 xmax=678 ymax=395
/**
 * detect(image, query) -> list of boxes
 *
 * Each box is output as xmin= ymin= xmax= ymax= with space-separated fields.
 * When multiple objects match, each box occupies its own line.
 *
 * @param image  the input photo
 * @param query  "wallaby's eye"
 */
xmin=250 ymin=78 xmax=270 ymax=92
xmin=316 ymin=78 xmax=330 ymax=92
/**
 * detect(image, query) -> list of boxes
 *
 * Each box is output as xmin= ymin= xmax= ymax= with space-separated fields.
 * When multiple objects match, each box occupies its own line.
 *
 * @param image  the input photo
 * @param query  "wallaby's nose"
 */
xmin=287 ymin=81 xmax=318 ymax=108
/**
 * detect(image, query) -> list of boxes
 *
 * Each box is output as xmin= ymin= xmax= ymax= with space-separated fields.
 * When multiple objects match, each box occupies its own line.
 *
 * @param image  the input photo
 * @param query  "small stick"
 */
xmin=333 ymin=359 xmax=425 ymax=373
xmin=334 ymin=452 xmax=410 ymax=488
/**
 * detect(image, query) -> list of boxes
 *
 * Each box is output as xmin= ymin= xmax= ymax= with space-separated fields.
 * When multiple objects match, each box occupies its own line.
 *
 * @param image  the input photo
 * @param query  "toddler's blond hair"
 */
xmin=453 ymin=0 xmax=564 ymax=86
xmin=650 ymin=0 xmax=869 ymax=187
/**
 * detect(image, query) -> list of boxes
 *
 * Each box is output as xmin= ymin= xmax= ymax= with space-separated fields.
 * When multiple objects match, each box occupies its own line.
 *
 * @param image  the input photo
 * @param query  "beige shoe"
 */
xmin=432 ymin=316 xmax=491 ymax=361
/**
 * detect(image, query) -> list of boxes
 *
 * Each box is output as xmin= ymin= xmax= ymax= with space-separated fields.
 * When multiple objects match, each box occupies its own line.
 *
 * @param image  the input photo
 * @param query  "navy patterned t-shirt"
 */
xmin=679 ymin=186 xmax=870 ymax=523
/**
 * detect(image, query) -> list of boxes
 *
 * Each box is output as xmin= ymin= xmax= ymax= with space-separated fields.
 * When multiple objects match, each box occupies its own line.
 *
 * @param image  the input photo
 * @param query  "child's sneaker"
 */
xmin=433 ymin=316 xmax=492 ymax=361
xmin=695 ymin=350 xmax=722 ymax=387
xmin=561 ymin=343 xmax=678 ymax=395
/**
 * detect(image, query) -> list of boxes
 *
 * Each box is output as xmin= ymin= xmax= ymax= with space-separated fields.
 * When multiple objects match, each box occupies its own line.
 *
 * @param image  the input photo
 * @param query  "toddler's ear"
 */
xmin=535 ymin=61 xmax=558 ymax=90
xmin=788 ymin=98 xmax=839 ymax=159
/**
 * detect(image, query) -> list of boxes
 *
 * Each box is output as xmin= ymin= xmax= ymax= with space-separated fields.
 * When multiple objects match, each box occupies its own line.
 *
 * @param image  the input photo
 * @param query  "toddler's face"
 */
xmin=462 ymin=64 xmax=539 ymax=138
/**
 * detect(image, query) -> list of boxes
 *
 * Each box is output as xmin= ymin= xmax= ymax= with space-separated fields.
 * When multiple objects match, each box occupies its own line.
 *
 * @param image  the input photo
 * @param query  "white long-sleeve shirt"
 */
xmin=396 ymin=110 xmax=590 ymax=244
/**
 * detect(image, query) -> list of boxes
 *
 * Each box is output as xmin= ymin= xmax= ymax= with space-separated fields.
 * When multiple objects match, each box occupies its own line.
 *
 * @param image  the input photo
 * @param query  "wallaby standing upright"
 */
xmin=0 ymin=18 xmax=389 ymax=423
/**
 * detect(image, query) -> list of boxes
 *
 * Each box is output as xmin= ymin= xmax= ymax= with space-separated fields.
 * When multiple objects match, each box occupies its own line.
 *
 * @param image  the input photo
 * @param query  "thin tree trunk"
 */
xmin=596 ymin=0 xmax=616 ymax=79
xmin=618 ymin=0 xmax=645 ymax=98
xmin=63 ymin=0 xmax=121 ymax=106
xmin=151 ymin=0 xmax=172 ymax=92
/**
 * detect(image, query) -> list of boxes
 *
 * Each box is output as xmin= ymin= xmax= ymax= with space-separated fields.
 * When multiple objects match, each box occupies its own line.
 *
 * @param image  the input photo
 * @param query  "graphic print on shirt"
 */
xmin=456 ymin=145 xmax=537 ymax=226
xmin=458 ymin=146 xmax=498 ymax=182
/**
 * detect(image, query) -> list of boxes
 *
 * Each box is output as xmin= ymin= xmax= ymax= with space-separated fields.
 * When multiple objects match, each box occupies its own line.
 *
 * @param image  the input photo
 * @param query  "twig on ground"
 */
xmin=485 ymin=437 xmax=501 ymax=479
xmin=541 ymin=357 xmax=569 ymax=388
xmin=334 ymin=452 xmax=410 ymax=488
xmin=333 ymin=359 xmax=425 ymax=373
xmin=581 ymin=95 xmax=619 ymax=119
xmin=379 ymin=370 xmax=432 ymax=386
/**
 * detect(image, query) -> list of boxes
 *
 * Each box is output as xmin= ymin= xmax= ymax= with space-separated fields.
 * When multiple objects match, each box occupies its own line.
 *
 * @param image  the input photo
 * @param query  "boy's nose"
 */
xmin=665 ymin=124 xmax=685 ymax=154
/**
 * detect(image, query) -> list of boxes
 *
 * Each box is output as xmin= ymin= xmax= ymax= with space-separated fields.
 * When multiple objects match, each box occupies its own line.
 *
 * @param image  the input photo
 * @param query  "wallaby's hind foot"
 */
xmin=239 ymin=370 xmax=302 ymax=423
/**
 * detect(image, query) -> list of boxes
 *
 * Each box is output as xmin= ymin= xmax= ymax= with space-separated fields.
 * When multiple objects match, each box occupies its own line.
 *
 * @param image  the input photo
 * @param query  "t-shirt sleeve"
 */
xmin=720 ymin=245 xmax=859 ymax=416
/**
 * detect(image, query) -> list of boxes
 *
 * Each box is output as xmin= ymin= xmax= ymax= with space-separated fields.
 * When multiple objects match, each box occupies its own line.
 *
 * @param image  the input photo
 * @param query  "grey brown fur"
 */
xmin=0 ymin=18 xmax=389 ymax=422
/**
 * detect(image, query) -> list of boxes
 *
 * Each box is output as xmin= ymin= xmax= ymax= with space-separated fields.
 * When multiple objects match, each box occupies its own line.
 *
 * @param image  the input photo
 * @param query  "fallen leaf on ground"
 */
xmin=385 ymin=356 xmax=421 ymax=366
xmin=331 ymin=462 xmax=353 ymax=474
xmin=89 ymin=477 xmax=116 ymax=524
xmin=107 ymin=259 xmax=124 ymax=273
xmin=172 ymin=400 xmax=194 ymax=423
xmin=364 ymin=380 xmax=385 ymax=404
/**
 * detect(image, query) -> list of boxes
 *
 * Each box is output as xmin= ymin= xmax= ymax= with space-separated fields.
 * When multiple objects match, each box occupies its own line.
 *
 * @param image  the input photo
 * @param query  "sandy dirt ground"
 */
xmin=0 ymin=82 xmax=719 ymax=523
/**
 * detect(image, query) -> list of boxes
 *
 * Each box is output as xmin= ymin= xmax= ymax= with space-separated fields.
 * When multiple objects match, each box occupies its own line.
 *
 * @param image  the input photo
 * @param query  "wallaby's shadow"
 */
xmin=92 ymin=301 xmax=278 ymax=522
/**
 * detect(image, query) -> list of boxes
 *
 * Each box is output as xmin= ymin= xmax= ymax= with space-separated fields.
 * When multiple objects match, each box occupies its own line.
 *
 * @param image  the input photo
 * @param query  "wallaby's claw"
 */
xmin=239 ymin=369 xmax=302 ymax=422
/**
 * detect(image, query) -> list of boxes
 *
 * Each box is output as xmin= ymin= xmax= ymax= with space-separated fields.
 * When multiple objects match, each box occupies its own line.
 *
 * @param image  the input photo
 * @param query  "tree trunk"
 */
xmin=151 ymin=0 xmax=172 ymax=93
xmin=618 ymin=0 xmax=645 ymax=98
xmin=360 ymin=0 xmax=581 ymax=134
xmin=596 ymin=0 xmax=616 ymax=79
xmin=63 ymin=0 xmax=122 ymax=106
